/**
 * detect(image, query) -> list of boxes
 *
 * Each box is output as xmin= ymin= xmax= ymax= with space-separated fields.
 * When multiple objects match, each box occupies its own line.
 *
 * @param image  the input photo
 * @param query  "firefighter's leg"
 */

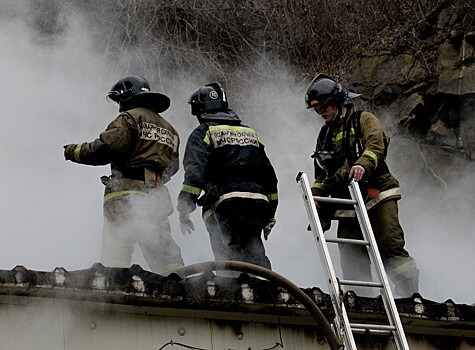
xmin=203 ymin=210 xmax=241 ymax=277
xmin=369 ymin=200 xmax=419 ymax=297
xmin=237 ymin=201 xmax=272 ymax=270
xmin=223 ymin=199 xmax=271 ymax=270
xmin=137 ymin=186 xmax=184 ymax=275
xmin=101 ymin=198 xmax=135 ymax=268
xmin=204 ymin=211 xmax=231 ymax=262
xmin=207 ymin=199 xmax=272 ymax=270
xmin=139 ymin=218 xmax=184 ymax=276
xmin=338 ymin=218 xmax=373 ymax=296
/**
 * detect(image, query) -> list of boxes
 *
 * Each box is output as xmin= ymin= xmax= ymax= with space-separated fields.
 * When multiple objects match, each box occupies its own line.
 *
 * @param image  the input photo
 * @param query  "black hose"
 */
xmin=176 ymin=261 xmax=343 ymax=350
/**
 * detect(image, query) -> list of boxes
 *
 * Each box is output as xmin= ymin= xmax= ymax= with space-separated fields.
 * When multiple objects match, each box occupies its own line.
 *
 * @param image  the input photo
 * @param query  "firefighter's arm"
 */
xmin=63 ymin=114 xmax=134 ymax=166
xmin=354 ymin=112 xmax=386 ymax=177
xmin=259 ymin=143 xmax=279 ymax=218
xmin=177 ymin=128 xmax=208 ymax=214
xmin=177 ymin=126 xmax=210 ymax=235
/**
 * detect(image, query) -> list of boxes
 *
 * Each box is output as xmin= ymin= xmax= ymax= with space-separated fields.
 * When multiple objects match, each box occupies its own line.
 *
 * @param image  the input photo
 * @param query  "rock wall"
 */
xmin=349 ymin=6 xmax=475 ymax=160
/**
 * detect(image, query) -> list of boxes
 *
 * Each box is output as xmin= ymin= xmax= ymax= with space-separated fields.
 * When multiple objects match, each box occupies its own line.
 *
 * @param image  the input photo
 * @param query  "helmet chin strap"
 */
xmin=328 ymin=105 xmax=347 ymax=126
xmin=338 ymin=106 xmax=347 ymax=121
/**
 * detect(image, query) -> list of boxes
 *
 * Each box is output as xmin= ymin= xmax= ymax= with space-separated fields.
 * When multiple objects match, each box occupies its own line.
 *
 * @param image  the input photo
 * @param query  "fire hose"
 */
xmin=176 ymin=260 xmax=343 ymax=350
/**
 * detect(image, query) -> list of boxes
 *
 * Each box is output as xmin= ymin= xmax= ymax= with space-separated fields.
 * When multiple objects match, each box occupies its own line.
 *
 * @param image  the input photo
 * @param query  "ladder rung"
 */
xmin=326 ymin=237 xmax=369 ymax=246
xmin=339 ymin=279 xmax=383 ymax=288
xmin=351 ymin=328 xmax=393 ymax=335
xmin=313 ymin=196 xmax=356 ymax=205
xmin=350 ymin=323 xmax=396 ymax=332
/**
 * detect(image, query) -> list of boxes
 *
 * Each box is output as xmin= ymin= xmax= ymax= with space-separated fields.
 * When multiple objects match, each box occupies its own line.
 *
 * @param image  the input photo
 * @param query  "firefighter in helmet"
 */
xmin=305 ymin=73 xmax=419 ymax=297
xmin=64 ymin=75 xmax=184 ymax=275
xmin=177 ymin=82 xmax=278 ymax=270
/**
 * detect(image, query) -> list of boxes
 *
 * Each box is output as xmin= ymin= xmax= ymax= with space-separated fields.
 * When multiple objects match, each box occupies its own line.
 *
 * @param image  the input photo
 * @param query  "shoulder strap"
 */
xmin=352 ymin=110 xmax=364 ymax=157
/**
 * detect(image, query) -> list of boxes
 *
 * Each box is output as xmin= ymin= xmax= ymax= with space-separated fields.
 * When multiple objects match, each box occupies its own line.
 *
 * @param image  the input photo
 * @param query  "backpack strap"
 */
xmin=352 ymin=110 xmax=391 ymax=174
xmin=352 ymin=110 xmax=364 ymax=157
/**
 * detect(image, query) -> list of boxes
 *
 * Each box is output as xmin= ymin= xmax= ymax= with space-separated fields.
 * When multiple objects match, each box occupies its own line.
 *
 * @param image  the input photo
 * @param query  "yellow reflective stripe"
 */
xmin=203 ymin=130 xmax=211 ymax=145
xmin=73 ymin=144 xmax=83 ymax=162
xmin=203 ymin=126 xmax=261 ymax=144
xmin=391 ymin=259 xmax=417 ymax=276
xmin=267 ymin=193 xmax=278 ymax=201
xmin=181 ymin=184 xmax=202 ymax=196
xmin=363 ymin=149 xmax=378 ymax=167
xmin=208 ymin=125 xmax=260 ymax=141
xmin=207 ymin=124 xmax=261 ymax=149
xmin=216 ymin=192 xmax=268 ymax=206
xmin=209 ymin=124 xmax=256 ymax=134
xmin=202 ymin=191 xmax=269 ymax=222
xmin=104 ymin=190 xmax=148 ymax=202
xmin=312 ymin=182 xmax=325 ymax=190
xmin=335 ymin=128 xmax=355 ymax=142
xmin=365 ymin=188 xmax=401 ymax=210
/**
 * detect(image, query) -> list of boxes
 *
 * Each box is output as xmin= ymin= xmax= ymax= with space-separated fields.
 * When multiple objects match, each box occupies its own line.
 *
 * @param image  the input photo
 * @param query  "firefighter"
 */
xmin=177 ymin=82 xmax=278 ymax=270
xmin=63 ymin=75 xmax=184 ymax=275
xmin=305 ymin=73 xmax=419 ymax=297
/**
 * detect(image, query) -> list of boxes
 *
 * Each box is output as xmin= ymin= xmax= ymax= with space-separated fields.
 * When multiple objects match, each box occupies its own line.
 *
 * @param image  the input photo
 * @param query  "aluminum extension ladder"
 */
xmin=296 ymin=172 xmax=409 ymax=350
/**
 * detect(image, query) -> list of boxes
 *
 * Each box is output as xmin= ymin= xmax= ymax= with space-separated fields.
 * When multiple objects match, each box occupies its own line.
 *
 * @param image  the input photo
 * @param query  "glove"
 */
xmin=179 ymin=212 xmax=195 ymax=235
xmin=263 ymin=218 xmax=276 ymax=240
xmin=63 ymin=144 xmax=77 ymax=161
xmin=177 ymin=191 xmax=198 ymax=214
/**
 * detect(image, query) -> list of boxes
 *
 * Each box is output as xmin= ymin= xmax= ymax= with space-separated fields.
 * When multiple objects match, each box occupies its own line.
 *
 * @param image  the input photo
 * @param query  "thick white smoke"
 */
xmin=1 ymin=1 xmax=474 ymax=305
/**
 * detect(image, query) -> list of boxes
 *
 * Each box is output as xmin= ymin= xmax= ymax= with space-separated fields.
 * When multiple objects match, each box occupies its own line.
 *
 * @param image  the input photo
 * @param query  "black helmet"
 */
xmin=305 ymin=73 xmax=349 ymax=110
xmin=107 ymin=75 xmax=170 ymax=113
xmin=305 ymin=73 xmax=361 ymax=109
xmin=188 ymin=82 xmax=229 ymax=116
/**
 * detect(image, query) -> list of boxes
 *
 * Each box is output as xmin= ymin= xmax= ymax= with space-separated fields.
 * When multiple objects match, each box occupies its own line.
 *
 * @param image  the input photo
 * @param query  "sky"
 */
xmin=1 ymin=2 xmax=474 ymax=305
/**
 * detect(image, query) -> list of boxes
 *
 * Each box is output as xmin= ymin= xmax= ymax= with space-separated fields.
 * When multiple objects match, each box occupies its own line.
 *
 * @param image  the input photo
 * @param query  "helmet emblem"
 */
xmin=209 ymin=91 xmax=218 ymax=99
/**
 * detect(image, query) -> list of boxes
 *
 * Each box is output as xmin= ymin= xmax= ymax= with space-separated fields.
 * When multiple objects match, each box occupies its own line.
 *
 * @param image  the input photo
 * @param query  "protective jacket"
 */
xmin=312 ymin=105 xmax=400 ymax=210
xmin=177 ymin=110 xmax=278 ymax=220
xmin=65 ymin=107 xmax=180 ymax=198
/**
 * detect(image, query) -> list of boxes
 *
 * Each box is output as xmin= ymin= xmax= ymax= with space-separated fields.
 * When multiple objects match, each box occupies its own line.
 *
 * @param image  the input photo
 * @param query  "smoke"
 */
xmin=1 ymin=1 xmax=474 ymax=305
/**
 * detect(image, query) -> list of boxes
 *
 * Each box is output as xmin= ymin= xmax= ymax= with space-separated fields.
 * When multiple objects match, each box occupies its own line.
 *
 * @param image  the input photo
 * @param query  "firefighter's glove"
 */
xmin=63 ymin=144 xmax=77 ymax=161
xmin=263 ymin=218 xmax=276 ymax=240
xmin=179 ymin=212 xmax=195 ymax=235
xmin=177 ymin=191 xmax=198 ymax=214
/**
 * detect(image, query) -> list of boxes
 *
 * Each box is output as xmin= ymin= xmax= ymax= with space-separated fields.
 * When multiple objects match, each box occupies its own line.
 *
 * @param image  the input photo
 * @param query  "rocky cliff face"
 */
xmin=349 ymin=6 xmax=475 ymax=161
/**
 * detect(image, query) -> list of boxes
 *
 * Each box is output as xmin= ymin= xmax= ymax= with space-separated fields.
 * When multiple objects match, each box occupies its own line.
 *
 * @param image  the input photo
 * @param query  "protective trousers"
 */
xmin=101 ymin=185 xmax=184 ymax=275
xmin=203 ymin=198 xmax=272 ymax=270
xmin=337 ymin=199 xmax=419 ymax=297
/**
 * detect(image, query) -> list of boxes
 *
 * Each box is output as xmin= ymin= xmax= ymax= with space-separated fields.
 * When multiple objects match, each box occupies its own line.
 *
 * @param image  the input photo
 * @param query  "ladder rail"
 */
xmin=349 ymin=180 xmax=410 ymax=350
xmin=297 ymin=172 xmax=410 ymax=350
xmin=297 ymin=173 xmax=357 ymax=350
